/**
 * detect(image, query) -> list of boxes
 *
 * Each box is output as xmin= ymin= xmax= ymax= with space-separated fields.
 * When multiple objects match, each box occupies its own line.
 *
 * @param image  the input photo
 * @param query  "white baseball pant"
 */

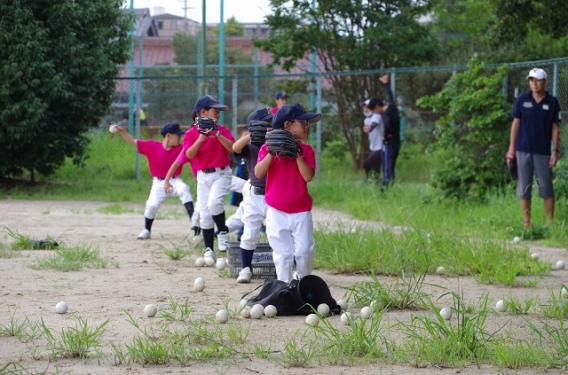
xmin=240 ymin=180 xmax=268 ymax=250
xmin=196 ymin=167 xmax=232 ymax=230
xmin=266 ymin=206 xmax=314 ymax=284
xmin=144 ymin=177 xmax=193 ymax=219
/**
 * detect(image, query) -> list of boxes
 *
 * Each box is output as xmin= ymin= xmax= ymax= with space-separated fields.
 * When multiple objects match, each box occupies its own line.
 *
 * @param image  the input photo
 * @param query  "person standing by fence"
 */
xmin=506 ymin=68 xmax=560 ymax=228
xmin=368 ymin=74 xmax=401 ymax=189
xmin=361 ymin=99 xmax=384 ymax=184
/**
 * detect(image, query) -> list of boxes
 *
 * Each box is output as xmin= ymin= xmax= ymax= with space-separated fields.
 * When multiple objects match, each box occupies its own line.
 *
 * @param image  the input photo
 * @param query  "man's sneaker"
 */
xmin=136 ymin=229 xmax=151 ymax=240
xmin=204 ymin=248 xmax=216 ymax=262
xmin=237 ymin=267 xmax=252 ymax=283
xmin=217 ymin=231 xmax=229 ymax=252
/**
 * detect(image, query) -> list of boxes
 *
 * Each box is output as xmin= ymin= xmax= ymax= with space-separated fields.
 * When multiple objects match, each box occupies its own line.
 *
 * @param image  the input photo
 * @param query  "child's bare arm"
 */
xmin=296 ymin=157 xmax=315 ymax=182
xmin=217 ymin=132 xmax=235 ymax=152
xmin=163 ymin=160 xmax=181 ymax=192
xmin=112 ymin=124 xmax=137 ymax=146
xmin=254 ymin=154 xmax=273 ymax=178
xmin=232 ymin=134 xmax=251 ymax=153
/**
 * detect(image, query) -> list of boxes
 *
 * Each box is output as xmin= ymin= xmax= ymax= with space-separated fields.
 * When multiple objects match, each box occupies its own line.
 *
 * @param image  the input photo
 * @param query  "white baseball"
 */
xmin=109 ymin=124 xmax=118 ymax=134
xmin=340 ymin=311 xmax=352 ymax=325
xmin=193 ymin=277 xmax=205 ymax=292
xmin=556 ymin=260 xmax=565 ymax=270
xmin=370 ymin=300 xmax=384 ymax=310
xmin=360 ymin=306 xmax=372 ymax=319
xmin=513 ymin=236 xmax=521 ymax=244
xmin=239 ymin=299 xmax=248 ymax=308
xmin=204 ymin=257 xmax=215 ymax=267
xmin=317 ymin=303 xmax=330 ymax=316
xmin=495 ymin=300 xmax=507 ymax=312
xmin=337 ymin=299 xmax=348 ymax=312
xmin=440 ymin=307 xmax=452 ymax=320
xmin=250 ymin=304 xmax=264 ymax=319
xmin=561 ymin=287 xmax=568 ymax=299
xmin=144 ymin=304 xmax=158 ymax=317
xmin=264 ymin=305 xmax=277 ymax=318
xmin=195 ymin=257 xmax=205 ymax=267
xmin=166 ymin=186 xmax=173 ymax=194
xmin=436 ymin=266 xmax=446 ymax=275
xmin=241 ymin=305 xmax=252 ymax=318
xmin=215 ymin=259 xmax=226 ymax=270
xmin=530 ymin=253 xmax=539 ymax=260
xmin=216 ymin=309 xmax=229 ymax=323
xmin=55 ymin=301 xmax=68 ymax=314
xmin=305 ymin=313 xmax=319 ymax=326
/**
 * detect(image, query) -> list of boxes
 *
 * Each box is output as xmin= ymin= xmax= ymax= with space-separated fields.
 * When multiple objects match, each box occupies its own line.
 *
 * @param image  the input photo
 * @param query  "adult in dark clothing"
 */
xmin=506 ymin=68 xmax=560 ymax=227
xmin=368 ymin=74 xmax=401 ymax=188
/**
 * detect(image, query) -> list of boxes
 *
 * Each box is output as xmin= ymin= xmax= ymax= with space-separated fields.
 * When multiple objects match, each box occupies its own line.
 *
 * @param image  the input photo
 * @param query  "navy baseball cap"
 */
xmin=275 ymin=91 xmax=289 ymax=100
xmin=247 ymin=108 xmax=273 ymax=123
xmin=194 ymin=95 xmax=228 ymax=112
xmin=272 ymin=103 xmax=321 ymax=129
xmin=160 ymin=122 xmax=185 ymax=136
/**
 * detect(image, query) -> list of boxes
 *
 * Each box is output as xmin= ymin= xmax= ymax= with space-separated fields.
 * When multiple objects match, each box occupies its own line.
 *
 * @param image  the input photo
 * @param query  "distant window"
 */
xmin=157 ymin=21 xmax=163 ymax=30
xmin=171 ymin=20 xmax=178 ymax=30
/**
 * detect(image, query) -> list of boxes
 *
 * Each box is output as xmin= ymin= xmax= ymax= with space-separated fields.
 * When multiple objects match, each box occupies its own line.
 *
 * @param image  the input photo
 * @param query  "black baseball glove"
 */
xmin=248 ymin=120 xmax=271 ymax=147
xmin=506 ymin=154 xmax=518 ymax=180
xmin=265 ymin=129 xmax=301 ymax=158
xmin=196 ymin=117 xmax=217 ymax=135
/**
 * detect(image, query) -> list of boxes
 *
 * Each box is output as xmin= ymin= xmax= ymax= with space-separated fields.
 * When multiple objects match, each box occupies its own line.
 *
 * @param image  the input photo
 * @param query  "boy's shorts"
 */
xmin=516 ymin=151 xmax=554 ymax=199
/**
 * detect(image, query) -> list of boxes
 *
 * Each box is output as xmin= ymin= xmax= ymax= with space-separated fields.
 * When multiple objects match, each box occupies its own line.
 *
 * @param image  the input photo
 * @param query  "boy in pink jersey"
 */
xmin=164 ymin=95 xmax=235 ymax=262
xmin=254 ymin=104 xmax=321 ymax=283
xmin=110 ymin=122 xmax=194 ymax=240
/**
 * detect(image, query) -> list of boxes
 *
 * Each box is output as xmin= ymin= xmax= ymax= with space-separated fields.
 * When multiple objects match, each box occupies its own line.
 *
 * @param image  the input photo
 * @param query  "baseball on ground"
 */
xmin=144 ymin=304 xmax=158 ymax=317
xmin=55 ymin=301 xmax=68 ymax=314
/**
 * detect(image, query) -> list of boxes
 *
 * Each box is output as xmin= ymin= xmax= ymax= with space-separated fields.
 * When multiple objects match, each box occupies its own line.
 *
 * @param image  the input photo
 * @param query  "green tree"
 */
xmin=0 ymin=0 xmax=131 ymax=180
xmin=256 ymin=0 xmax=436 ymax=168
xmin=417 ymin=57 xmax=511 ymax=200
xmin=210 ymin=16 xmax=246 ymax=37
xmin=429 ymin=0 xmax=568 ymax=64
xmin=489 ymin=0 xmax=568 ymax=42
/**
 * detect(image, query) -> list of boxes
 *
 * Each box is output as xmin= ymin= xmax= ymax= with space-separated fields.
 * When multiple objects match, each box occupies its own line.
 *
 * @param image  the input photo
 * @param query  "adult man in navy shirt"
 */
xmin=507 ymin=68 xmax=561 ymax=227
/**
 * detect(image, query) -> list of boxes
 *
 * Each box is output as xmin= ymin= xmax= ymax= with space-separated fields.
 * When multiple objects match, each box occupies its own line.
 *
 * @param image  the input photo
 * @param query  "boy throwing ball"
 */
xmin=110 ymin=122 xmax=195 ymax=239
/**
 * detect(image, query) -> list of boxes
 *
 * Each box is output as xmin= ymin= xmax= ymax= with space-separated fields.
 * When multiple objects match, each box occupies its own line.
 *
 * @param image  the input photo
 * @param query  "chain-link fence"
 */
xmin=98 ymin=57 xmax=568 ymax=181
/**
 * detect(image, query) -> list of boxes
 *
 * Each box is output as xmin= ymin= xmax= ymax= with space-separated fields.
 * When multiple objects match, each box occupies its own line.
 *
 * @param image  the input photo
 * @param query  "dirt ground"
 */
xmin=1 ymin=199 xmax=567 ymax=375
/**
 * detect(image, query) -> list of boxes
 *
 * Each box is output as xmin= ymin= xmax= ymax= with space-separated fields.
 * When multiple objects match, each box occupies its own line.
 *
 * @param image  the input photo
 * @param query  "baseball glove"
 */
xmin=196 ymin=116 xmax=217 ymax=135
xmin=248 ymin=120 xmax=271 ymax=147
xmin=506 ymin=154 xmax=518 ymax=180
xmin=265 ymin=129 xmax=300 ymax=158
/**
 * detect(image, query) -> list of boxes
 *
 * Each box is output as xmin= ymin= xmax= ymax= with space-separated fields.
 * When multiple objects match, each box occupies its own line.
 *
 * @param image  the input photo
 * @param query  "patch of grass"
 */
xmin=5 ymin=227 xmax=60 ymax=250
xmin=310 ymin=306 xmax=386 ymax=364
xmin=397 ymin=291 xmax=496 ymax=367
xmin=277 ymin=335 xmax=318 ymax=368
xmin=96 ymin=203 xmax=135 ymax=215
xmin=0 ymin=309 xmax=41 ymax=343
xmin=345 ymin=271 xmax=429 ymax=311
xmin=159 ymin=295 xmax=193 ymax=321
xmin=314 ymin=227 xmax=550 ymax=286
xmin=31 ymin=243 xmax=113 ymax=271
xmin=40 ymin=316 xmax=109 ymax=359
xmin=159 ymin=237 xmax=191 ymax=261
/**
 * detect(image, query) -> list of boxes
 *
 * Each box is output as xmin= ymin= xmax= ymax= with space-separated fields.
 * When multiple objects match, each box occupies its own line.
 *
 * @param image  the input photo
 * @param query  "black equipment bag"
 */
xmin=243 ymin=275 xmax=341 ymax=316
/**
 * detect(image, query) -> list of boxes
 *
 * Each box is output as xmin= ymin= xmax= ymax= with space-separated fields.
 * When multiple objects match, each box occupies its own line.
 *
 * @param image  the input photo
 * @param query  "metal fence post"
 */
xmin=232 ymin=77 xmax=238 ymax=134
xmin=316 ymin=75 xmax=322 ymax=182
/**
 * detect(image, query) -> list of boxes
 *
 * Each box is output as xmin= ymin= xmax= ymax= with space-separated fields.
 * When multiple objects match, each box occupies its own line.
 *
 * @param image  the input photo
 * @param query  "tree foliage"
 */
xmin=430 ymin=0 xmax=568 ymax=64
xmin=256 ymin=0 xmax=436 ymax=167
xmin=417 ymin=57 xmax=511 ymax=200
xmin=0 ymin=0 xmax=131 ymax=180
xmin=489 ymin=0 xmax=568 ymax=42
